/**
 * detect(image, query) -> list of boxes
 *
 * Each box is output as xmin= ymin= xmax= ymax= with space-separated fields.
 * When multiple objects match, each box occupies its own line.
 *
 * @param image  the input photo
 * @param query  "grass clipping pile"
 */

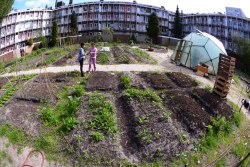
xmin=0 ymin=71 xmax=236 ymax=166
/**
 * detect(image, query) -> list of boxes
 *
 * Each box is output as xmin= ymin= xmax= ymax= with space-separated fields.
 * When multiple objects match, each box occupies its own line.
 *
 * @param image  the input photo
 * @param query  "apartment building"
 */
xmin=1 ymin=1 xmax=250 ymax=60
xmin=0 ymin=9 xmax=53 ymax=56
xmin=182 ymin=8 xmax=250 ymax=50
xmin=54 ymin=1 xmax=175 ymax=36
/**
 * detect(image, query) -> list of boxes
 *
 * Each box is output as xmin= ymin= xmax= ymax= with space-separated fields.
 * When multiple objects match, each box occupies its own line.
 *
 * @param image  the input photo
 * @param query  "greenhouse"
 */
xmin=171 ymin=31 xmax=228 ymax=75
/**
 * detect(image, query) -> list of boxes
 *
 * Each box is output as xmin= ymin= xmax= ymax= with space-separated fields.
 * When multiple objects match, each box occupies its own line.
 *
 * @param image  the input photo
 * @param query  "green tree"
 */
xmin=172 ymin=5 xmax=182 ymax=38
xmin=50 ymin=20 xmax=59 ymax=47
xmin=0 ymin=0 xmax=14 ymax=24
xmin=70 ymin=11 xmax=78 ymax=35
xmin=147 ymin=12 xmax=160 ymax=43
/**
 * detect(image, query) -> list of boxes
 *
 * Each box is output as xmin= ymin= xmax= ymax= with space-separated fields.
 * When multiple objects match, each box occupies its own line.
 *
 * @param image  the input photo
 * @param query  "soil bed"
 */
xmin=140 ymin=72 xmax=178 ymax=90
xmin=191 ymin=88 xmax=234 ymax=119
xmin=0 ymin=77 xmax=12 ymax=88
xmin=66 ymin=94 xmax=122 ymax=166
xmin=163 ymin=90 xmax=211 ymax=134
xmin=166 ymin=72 xmax=198 ymax=88
xmin=117 ymin=93 xmax=187 ymax=163
xmin=0 ymin=72 xmax=79 ymax=137
xmin=85 ymin=71 xmax=118 ymax=91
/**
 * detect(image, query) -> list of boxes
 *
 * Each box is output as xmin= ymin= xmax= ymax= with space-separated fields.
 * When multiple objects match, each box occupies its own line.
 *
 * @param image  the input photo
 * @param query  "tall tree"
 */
xmin=70 ymin=11 xmax=78 ymax=35
xmin=0 ymin=0 xmax=14 ymax=24
xmin=50 ymin=20 xmax=59 ymax=47
xmin=147 ymin=12 xmax=160 ymax=43
xmin=172 ymin=5 xmax=182 ymax=38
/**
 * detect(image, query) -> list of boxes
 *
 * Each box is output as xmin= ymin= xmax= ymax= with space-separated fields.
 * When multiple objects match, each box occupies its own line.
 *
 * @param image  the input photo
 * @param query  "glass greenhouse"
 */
xmin=171 ymin=32 xmax=228 ymax=75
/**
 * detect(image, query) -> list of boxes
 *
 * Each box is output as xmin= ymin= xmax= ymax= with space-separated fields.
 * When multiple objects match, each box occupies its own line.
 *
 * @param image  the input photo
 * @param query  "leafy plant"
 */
xmin=125 ymin=88 xmax=164 ymax=109
xmin=138 ymin=115 xmax=149 ymax=125
xmin=90 ymin=132 xmax=104 ymax=142
xmin=87 ymin=92 xmax=118 ymax=134
xmin=40 ymin=106 xmax=58 ymax=126
xmin=61 ymin=117 xmax=79 ymax=133
xmin=120 ymin=75 xmax=132 ymax=89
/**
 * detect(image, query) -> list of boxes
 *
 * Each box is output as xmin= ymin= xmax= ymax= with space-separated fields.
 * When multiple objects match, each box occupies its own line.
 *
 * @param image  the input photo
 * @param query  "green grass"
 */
xmin=97 ymin=52 xmax=109 ymax=64
xmin=0 ymin=123 xmax=27 ymax=145
xmin=0 ymin=150 xmax=13 ymax=166
xmin=131 ymin=48 xmax=157 ymax=64
xmin=120 ymin=75 xmax=132 ymax=89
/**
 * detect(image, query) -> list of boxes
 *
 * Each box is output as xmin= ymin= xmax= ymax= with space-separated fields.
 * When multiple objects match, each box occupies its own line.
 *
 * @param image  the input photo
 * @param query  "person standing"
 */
xmin=78 ymin=43 xmax=86 ymax=77
xmin=88 ymin=43 xmax=97 ymax=72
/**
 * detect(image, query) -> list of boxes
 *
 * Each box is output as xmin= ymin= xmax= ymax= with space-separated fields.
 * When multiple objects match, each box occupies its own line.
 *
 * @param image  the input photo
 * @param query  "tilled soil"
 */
xmin=163 ymin=90 xmax=211 ymax=134
xmin=86 ymin=71 xmax=119 ymax=91
xmin=166 ymin=72 xmax=198 ymax=88
xmin=191 ymin=88 xmax=234 ymax=119
xmin=0 ymin=77 xmax=12 ymax=88
xmin=140 ymin=72 xmax=178 ymax=90
xmin=0 ymin=71 xmax=236 ymax=165
xmin=67 ymin=95 xmax=123 ymax=166
xmin=0 ymin=72 xmax=79 ymax=137
xmin=117 ymin=95 xmax=189 ymax=163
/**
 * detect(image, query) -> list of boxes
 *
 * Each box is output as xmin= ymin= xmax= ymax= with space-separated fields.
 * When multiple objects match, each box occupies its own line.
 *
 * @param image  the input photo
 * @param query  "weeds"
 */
xmin=233 ymin=75 xmax=241 ymax=87
xmin=120 ymin=75 xmax=132 ymax=89
xmin=204 ymin=84 xmax=212 ymax=92
xmin=61 ymin=117 xmax=79 ymax=133
xmin=0 ymin=150 xmax=13 ymax=166
xmin=0 ymin=123 xmax=27 ymax=145
xmin=90 ymin=132 xmax=104 ymax=142
xmin=40 ymin=106 xmax=58 ymax=126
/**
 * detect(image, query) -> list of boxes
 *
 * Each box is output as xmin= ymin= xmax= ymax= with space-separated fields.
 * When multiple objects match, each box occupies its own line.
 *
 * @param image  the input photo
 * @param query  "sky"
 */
xmin=13 ymin=0 xmax=250 ymax=18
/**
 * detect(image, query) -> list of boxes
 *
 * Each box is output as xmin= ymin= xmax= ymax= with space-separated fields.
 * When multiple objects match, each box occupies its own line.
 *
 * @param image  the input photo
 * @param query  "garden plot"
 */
xmin=121 ymin=72 xmax=151 ymax=89
xmin=0 ymin=73 xmax=79 ymax=137
xmin=66 ymin=92 xmax=122 ymax=166
xmin=117 ymin=88 xmax=190 ymax=163
xmin=166 ymin=72 xmax=198 ymax=88
xmin=52 ymin=50 xmax=78 ymax=66
xmin=163 ymin=90 xmax=211 ymax=134
xmin=140 ymin=72 xmax=178 ymax=90
xmin=85 ymin=71 xmax=119 ymax=91
xmin=0 ymin=77 xmax=12 ymax=88
xmin=191 ymin=88 xmax=233 ymax=119
xmin=112 ymin=46 xmax=136 ymax=64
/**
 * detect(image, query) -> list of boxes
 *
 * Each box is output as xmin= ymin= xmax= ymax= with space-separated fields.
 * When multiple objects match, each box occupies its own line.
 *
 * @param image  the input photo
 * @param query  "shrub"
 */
xmin=26 ymin=38 xmax=34 ymax=46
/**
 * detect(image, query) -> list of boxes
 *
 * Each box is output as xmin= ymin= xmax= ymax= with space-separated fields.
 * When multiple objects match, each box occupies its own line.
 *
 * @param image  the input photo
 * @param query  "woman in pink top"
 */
xmin=88 ymin=43 xmax=97 ymax=72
